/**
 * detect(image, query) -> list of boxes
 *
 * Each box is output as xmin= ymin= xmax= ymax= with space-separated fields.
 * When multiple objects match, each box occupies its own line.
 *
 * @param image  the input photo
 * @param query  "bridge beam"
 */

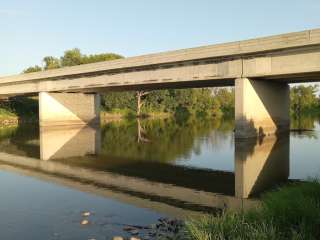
xmin=39 ymin=92 xmax=100 ymax=127
xmin=235 ymin=78 xmax=290 ymax=138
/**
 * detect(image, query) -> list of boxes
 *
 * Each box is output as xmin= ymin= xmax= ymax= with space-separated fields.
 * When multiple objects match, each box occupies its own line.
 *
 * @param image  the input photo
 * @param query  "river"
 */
xmin=0 ymin=115 xmax=319 ymax=239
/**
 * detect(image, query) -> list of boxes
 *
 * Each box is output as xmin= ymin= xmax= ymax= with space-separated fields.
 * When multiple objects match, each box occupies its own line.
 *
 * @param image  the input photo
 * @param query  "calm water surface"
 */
xmin=0 ymin=115 xmax=319 ymax=239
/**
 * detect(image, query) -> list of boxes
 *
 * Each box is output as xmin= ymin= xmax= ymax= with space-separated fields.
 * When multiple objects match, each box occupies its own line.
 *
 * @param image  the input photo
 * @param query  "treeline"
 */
xmin=23 ymin=48 xmax=123 ymax=72
xmin=22 ymin=48 xmax=235 ymax=117
xmin=102 ymin=88 xmax=234 ymax=117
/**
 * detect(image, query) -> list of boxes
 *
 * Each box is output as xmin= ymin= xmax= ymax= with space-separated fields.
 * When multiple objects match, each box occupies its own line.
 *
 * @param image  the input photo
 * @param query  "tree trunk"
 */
xmin=137 ymin=118 xmax=150 ymax=143
xmin=137 ymin=91 xmax=142 ymax=117
xmin=136 ymin=91 xmax=150 ymax=117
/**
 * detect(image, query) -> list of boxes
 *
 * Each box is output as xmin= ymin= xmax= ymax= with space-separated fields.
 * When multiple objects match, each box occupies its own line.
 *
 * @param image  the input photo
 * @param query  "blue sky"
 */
xmin=1 ymin=0 xmax=320 ymax=76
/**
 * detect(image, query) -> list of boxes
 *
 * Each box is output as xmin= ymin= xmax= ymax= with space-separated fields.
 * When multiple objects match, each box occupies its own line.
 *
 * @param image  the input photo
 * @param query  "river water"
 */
xmin=0 ymin=115 xmax=319 ymax=239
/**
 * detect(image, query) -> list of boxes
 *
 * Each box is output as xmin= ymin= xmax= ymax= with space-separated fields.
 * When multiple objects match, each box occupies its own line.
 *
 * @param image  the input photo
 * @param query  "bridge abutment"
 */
xmin=39 ymin=92 xmax=100 ymax=127
xmin=235 ymin=78 xmax=290 ymax=138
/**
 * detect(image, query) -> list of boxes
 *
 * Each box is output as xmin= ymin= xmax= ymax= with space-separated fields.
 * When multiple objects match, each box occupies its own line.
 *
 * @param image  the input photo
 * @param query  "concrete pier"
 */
xmin=235 ymin=78 xmax=290 ymax=138
xmin=39 ymin=92 xmax=100 ymax=127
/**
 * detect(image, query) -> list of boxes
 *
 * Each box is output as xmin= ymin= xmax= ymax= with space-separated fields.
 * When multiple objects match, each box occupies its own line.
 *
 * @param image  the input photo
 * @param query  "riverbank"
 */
xmin=110 ymin=181 xmax=320 ymax=239
xmin=100 ymin=110 xmax=172 ymax=121
xmin=185 ymin=180 xmax=320 ymax=240
xmin=0 ymin=109 xmax=221 ymax=127
xmin=0 ymin=111 xmax=173 ymax=127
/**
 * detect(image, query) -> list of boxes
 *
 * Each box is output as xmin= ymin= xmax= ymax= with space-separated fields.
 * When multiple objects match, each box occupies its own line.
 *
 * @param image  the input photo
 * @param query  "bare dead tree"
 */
xmin=136 ymin=90 xmax=150 ymax=117
xmin=137 ymin=118 xmax=150 ymax=143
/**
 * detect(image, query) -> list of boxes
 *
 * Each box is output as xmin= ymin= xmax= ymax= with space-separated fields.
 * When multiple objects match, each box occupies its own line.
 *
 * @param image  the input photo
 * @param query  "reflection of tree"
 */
xmin=206 ymin=118 xmax=235 ymax=151
xmin=100 ymin=116 xmax=234 ymax=163
xmin=137 ymin=119 xmax=150 ymax=143
xmin=0 ymin=126 xmax=17 ymax=141
xmin=0 ymin=125 xmax=39 ymax=157
xmin=291 ymin=115 xmax=319 ymax=139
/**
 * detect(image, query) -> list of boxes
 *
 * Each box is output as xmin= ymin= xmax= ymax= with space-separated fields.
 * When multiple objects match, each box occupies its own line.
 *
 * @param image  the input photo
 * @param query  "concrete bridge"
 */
xmin=1 ymin=28 xmax=320 ymax=137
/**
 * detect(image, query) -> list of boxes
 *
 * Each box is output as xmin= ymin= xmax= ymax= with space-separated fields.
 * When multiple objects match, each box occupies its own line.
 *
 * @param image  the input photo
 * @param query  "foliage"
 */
xmin=290 ymin=85 xmax=319 ymax=115
xmin=212 ymin=87 xmax=235 ymax=115
xmin=43 ymin=56 xmax=60 ymax=70
xmin=186 ymin=180 xmax=320 ymax=240
xmin=102 ymin=91 xmax=136 ymax=112
xmin=60 ymin=48 xmax=83 ymax=67
xmin=0 ymin=97 xmax=38 ymax=119
xmin=23 ymin=65 xmax=42 ymax=73
xmin=98 ymin=116 xmax=233 ymax=163
xmin=102 ymin=88 xmax=234 ymax=117
xmin=80 ymin=52 xmax=123 ymax=64
xmin=23 ymin=48 xmax=124 ymax=71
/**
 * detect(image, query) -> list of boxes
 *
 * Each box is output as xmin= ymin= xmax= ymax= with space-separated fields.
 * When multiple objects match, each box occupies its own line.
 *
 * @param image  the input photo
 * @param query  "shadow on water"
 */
xmin=0 ymin=114 xmax=316 ymax=217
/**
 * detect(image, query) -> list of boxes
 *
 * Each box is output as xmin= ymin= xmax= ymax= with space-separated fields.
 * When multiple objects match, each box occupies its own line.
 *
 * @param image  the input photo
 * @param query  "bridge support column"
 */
xmin=235 ymin=78 xmax=290 ymax=138
xmin=39 ymin=92 xmax=100 ymax=127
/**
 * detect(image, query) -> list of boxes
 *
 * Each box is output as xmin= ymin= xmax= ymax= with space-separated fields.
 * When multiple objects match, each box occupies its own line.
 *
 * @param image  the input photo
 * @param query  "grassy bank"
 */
xmin=0 ymin=97 xmax=38 ymax=126
xmin=186 ymin=180 xmax=320 ymax=240
xmin=100 ymin=109 xmax=173 ymax=120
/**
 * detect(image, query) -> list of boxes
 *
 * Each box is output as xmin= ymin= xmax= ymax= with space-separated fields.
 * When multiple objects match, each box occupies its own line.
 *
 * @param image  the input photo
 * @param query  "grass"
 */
xmin=0 ymin=97 xmax=38 ymax=122
xmin=0 ymin=108 xmax=17 ymax=119
xmin=186 ymin=180 xmax=320 ymax=240
xmin=101 ymin=108 xmax=173 ymax=119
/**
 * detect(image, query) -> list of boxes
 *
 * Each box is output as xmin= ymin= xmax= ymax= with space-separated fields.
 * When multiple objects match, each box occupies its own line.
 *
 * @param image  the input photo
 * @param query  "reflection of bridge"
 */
xmin=1 ymin=29 xmax=320 ymax=137
xmin=0 ymin=153 xmax=256 ymax=218
xmin=0 ymin=124 xmax=291 ymax=217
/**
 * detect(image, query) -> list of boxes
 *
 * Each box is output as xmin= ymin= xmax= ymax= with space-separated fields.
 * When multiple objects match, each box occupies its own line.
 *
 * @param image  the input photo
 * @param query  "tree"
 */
xmin=43 ymin=56 xmax=60 ymax=70
xmin=102 ymin=91 xmax=136 ymax=112
xmin=81 ymin=53 xmax=123 ymax=64
xmin=212 ymin=87 xmax=235 ymax=115
xmin=290 ymin=85 xmax=318 ymax=114
xmin=136 ymin=91 xmax=150 ymax=116
xmin=23 ymin=65 xmax=42 ymax=73
xmin=60 ymin=48 xmax=82 ymax=67
xmin=60 ymin=49 xmax=124 ymax=67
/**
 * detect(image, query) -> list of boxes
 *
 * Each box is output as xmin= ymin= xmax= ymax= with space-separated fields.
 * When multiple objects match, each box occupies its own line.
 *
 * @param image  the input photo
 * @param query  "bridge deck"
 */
xmin=0 ymin=29 xmax=320 ymax=96
xmin=1 ymin=29 xmax=320 ymax=84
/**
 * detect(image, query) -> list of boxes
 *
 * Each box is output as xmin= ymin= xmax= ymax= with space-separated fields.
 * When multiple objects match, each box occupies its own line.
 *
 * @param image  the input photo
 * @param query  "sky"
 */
xmin=1 ymin=0 xmax=320 ymax=76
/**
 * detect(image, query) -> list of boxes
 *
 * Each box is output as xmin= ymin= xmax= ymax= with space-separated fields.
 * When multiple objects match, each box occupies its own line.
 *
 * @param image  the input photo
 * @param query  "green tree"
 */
xmin=102 ymin=91 xmax=136 ymax=112
xmin=43 ymin=56 xmax=60 ymax=70
xmin=212 ymin=88 xmax=235 ymax=115
xmin=60 ymin=48 xmax=82 ymax=67
xmin=23 ymin=65 xmax=42 ymax=73
xmin=81 ymin=53 xmax=123 ymax=64
xmin=290 ymin=85 xmax=319 ymax=114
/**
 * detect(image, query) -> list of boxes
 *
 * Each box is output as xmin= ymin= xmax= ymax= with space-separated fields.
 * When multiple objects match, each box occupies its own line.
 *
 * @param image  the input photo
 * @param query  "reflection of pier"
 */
xmin=235 ymin=135 xmax=289 ymax=198
xmin=0 ymin=124 xmax=291 ymax=217
xmin=40 ymin=125 xmax=101 ymax=160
